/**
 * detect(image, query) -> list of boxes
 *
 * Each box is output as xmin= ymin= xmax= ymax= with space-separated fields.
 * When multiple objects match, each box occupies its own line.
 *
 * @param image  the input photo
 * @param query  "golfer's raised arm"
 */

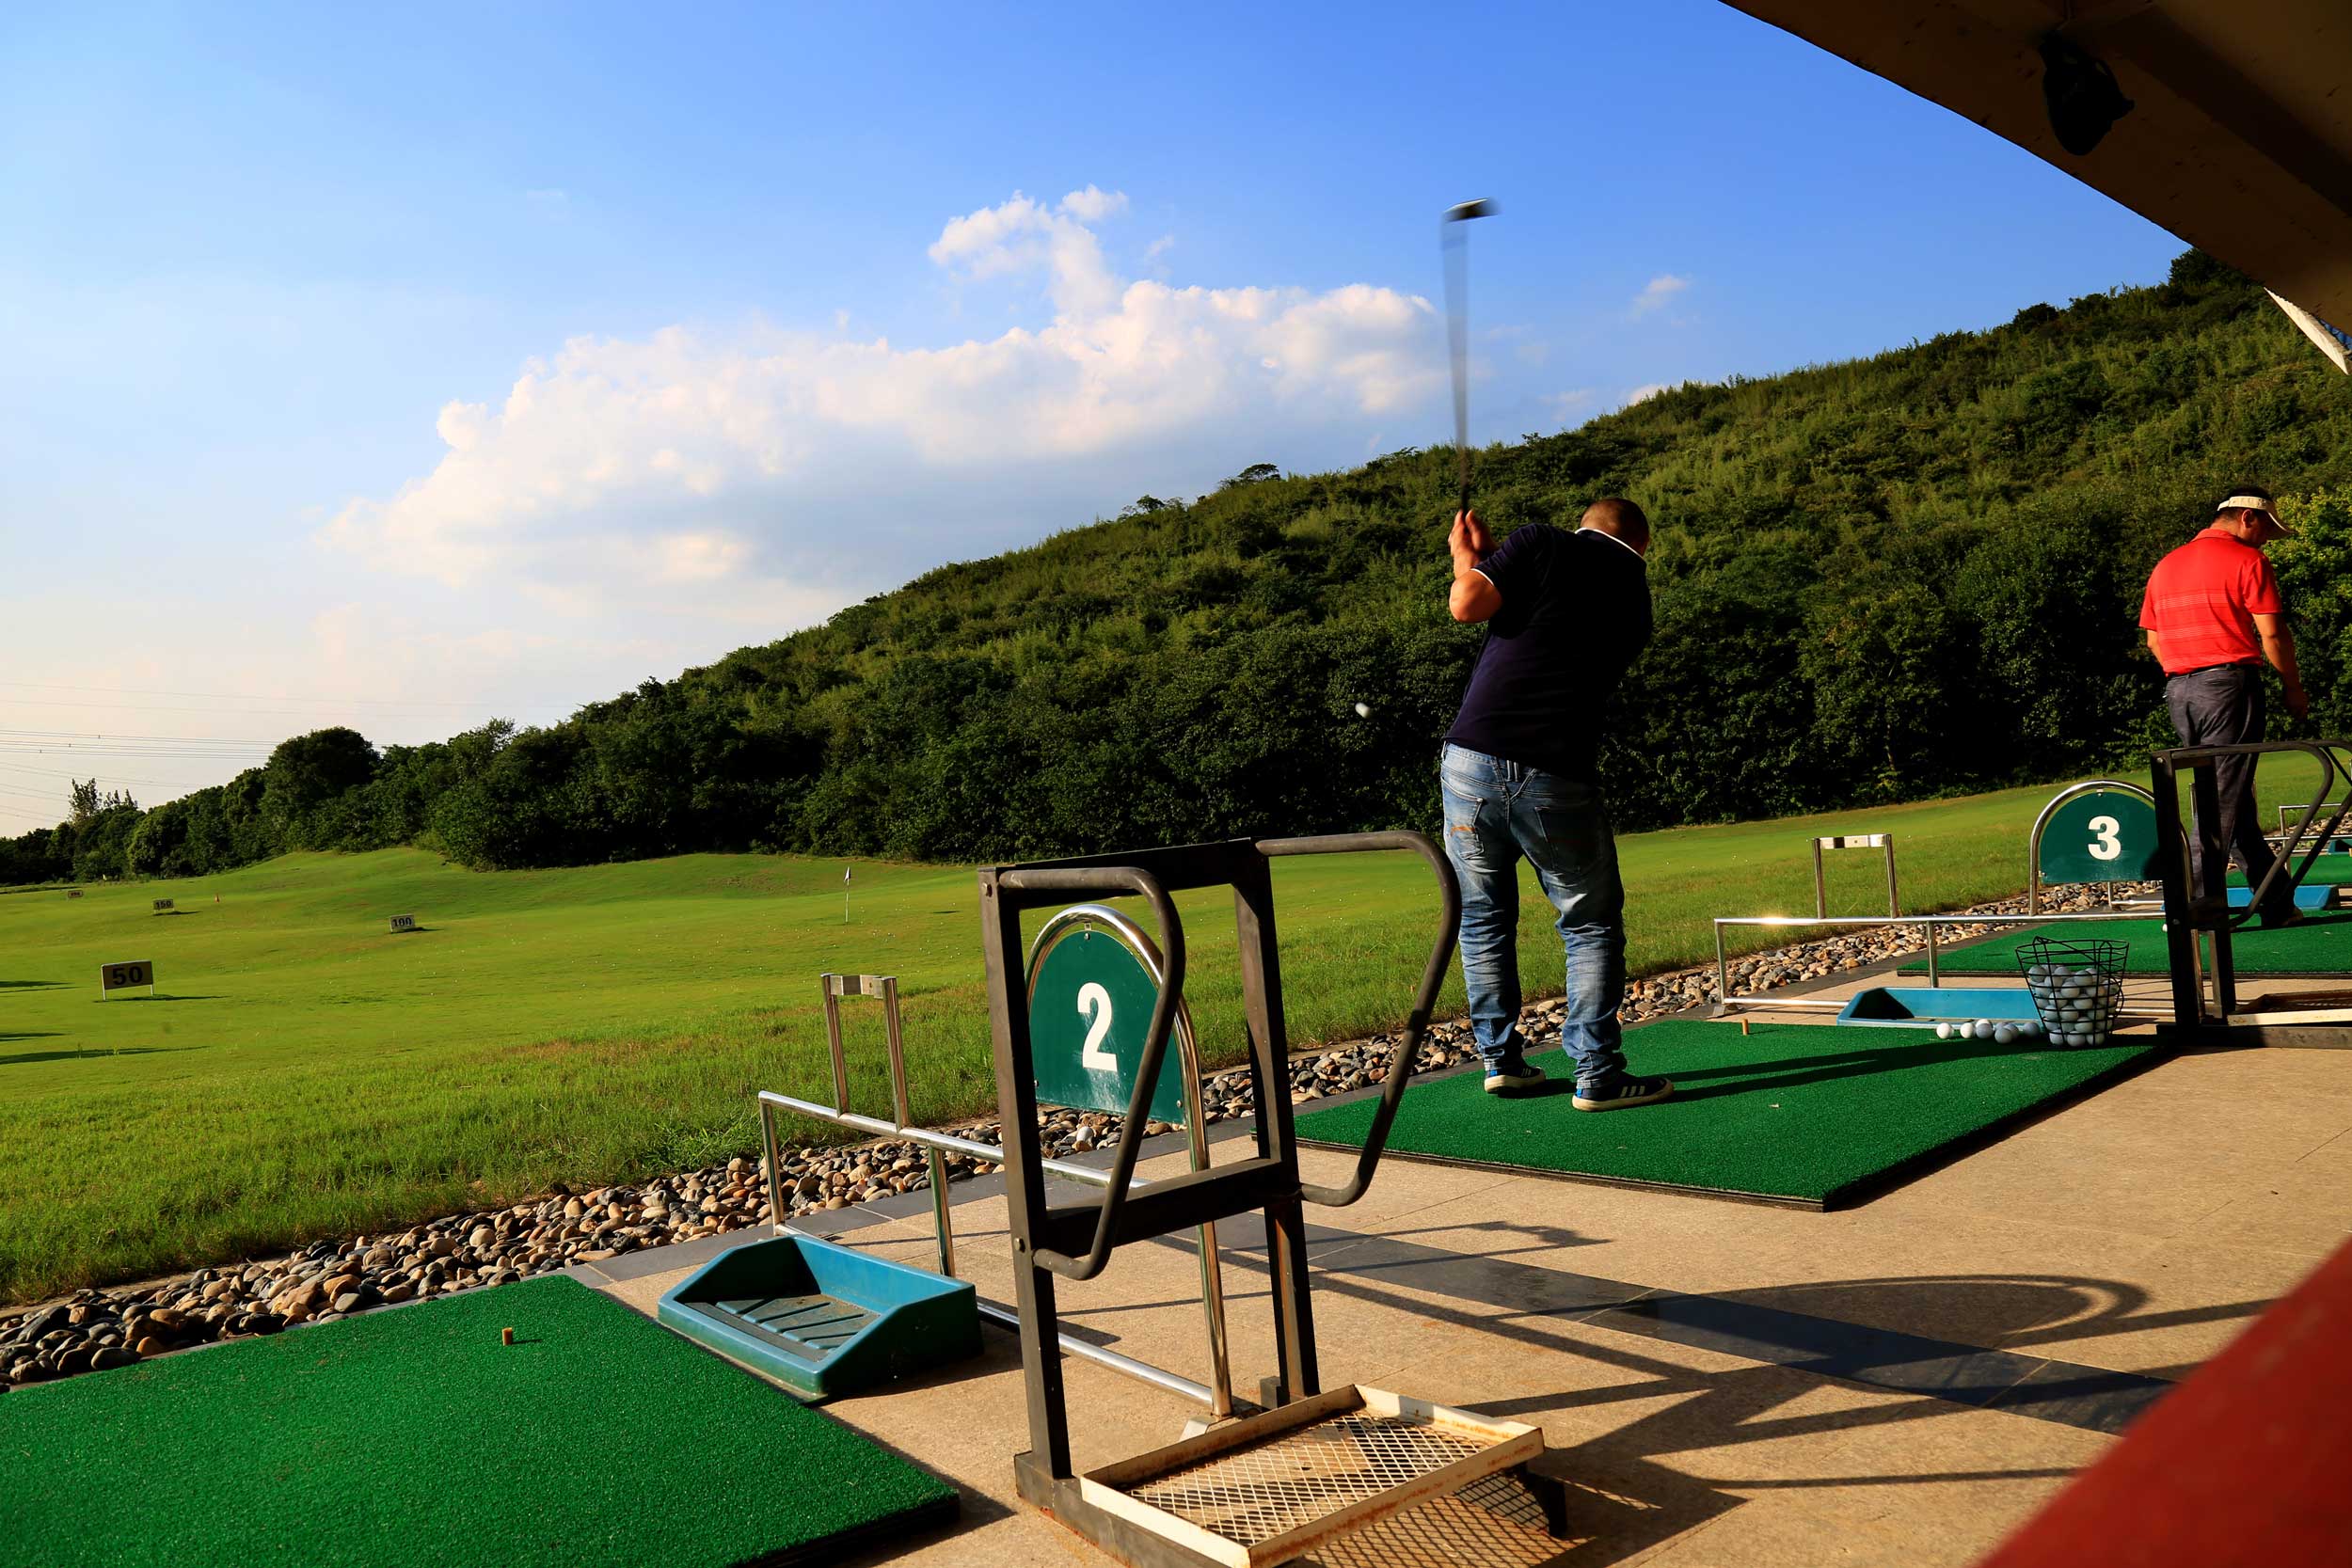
xmin=1448 ymin=511 xmax=1502 ymax=624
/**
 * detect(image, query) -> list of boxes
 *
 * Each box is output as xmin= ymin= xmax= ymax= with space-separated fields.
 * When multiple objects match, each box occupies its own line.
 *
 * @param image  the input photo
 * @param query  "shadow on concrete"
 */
xmin=1178 ymin=1228 xmax=2268 ymax=1565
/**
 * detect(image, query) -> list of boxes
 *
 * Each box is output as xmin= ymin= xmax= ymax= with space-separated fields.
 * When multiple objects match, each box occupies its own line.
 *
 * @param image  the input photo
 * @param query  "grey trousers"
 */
xmin=2165 ymin=663 xmax=2290 ymax=914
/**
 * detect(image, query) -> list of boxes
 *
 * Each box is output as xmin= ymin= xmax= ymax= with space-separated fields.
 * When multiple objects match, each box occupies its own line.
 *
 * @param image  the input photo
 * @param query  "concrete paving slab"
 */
xmin=555 ymin=1017 xmax=2352 ymax=1568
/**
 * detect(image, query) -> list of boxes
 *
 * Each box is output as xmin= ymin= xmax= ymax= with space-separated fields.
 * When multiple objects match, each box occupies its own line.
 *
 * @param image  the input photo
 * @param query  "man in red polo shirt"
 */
xmin=2138 ymin=486 xmax=2310 ymax=924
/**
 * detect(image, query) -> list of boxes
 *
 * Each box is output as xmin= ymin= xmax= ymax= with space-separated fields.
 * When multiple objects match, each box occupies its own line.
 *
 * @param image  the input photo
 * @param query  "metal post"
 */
xmin=1714 ymin=924 xmax=1732 ymax=1016
xmin=821 ymin=975 xmax=850 ymax=1113
xmin=1812 ymin=838 xmax=1827 ymax=920
xmin=1230 ymin=852 xmax=1319 ymax=1407
xmin=1883 ymin=834 xmax=1900 ymax=917
xmin=978 ymin=871 xmax=1074 ymax=1495
xmin=759 ymin=1099 xmax=787 ymax=1230
xmin=1177 ymin=1025 xmax=1232 ymax=1419
xmin=873 ymin=975 xmax=957 ymax=1280
xmin=1925 ymin=919 xmax=1941 ymax=988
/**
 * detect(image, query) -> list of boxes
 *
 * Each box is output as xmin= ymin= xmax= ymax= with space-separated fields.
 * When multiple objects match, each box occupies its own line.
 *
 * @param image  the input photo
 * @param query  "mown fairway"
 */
xmin=2 ymin=755 xmax=2328 ymax=1302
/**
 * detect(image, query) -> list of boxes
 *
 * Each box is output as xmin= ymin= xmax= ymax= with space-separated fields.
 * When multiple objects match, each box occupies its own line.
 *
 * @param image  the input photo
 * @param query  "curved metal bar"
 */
xmin=1254 ymin=831 xmax=1461 ymax=1210
xmin=1021 ymin=903 xmax=1232 ymax=1419
xmin=2163 ymin=740 xmax=2352 ymax=927
xmin=997 ymin=865 xmax=1184 ymax=1282
xmin=2265 ymin=745 xmax=2352 ymax=922
xmin=2026 ymin=779 xmax=2158 ymax=914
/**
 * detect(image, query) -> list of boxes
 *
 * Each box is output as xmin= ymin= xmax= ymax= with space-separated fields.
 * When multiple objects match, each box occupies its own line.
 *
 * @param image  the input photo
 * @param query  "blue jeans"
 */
xmin=1438 ymin=743 xmax=1629 ymax=1086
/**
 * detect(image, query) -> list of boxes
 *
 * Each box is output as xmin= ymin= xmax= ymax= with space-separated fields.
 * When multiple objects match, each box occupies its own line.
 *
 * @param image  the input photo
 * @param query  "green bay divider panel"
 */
xmin=2041 ymin=789 xmax=2164 ymax=883
xmin=1027 ymin=923 xmax=1187 ymax=1122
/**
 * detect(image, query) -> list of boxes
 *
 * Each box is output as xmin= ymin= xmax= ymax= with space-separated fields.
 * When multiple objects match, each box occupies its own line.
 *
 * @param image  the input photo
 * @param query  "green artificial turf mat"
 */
xmin=1294 ymin=1019 xmax=2153 ymax=1207
xmin=1898 ymin=911 xmax=2352 ymax=976
xmin=0 ymin=1275 xmax=956 ymax=1568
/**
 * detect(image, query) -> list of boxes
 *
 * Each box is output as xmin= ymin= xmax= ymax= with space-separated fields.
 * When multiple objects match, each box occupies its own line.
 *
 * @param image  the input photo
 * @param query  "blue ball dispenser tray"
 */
xmin=658 ymin=1232 xmax=980 ymax=1401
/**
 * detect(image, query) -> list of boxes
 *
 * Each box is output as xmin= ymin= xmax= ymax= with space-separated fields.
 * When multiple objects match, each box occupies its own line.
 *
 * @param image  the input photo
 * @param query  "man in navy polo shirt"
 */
xmin=1440 ymin=497 xmax=1670 ymax=1109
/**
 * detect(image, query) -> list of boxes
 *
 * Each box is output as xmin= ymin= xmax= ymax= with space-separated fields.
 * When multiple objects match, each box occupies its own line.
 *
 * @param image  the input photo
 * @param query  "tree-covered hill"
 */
xmin=12 ymin=249 xmax=2352 ymax=884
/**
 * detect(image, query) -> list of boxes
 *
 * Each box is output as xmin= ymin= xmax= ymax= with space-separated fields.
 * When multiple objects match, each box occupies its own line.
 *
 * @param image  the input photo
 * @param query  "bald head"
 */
xmin=1580 ymin=498 xmax=1650 ymax=556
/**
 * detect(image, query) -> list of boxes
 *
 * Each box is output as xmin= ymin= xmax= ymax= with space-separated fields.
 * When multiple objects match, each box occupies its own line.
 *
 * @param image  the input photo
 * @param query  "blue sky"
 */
xmin=0 ymin=0 xmax=2184 ymax=832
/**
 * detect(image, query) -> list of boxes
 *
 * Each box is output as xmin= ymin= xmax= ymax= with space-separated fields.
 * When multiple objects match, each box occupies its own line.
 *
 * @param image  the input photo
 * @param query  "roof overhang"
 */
xmin=1727 ymin=1 xmax=2352 ymax=327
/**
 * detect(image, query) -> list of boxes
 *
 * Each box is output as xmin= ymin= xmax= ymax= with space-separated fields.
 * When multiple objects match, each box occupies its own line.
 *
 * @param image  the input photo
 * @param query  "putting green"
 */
xmin=1294 ymin=1020 xmax=2154 ymax=1208
xmin=1899 ymin=911 xmax=2352 ymax=976
xmin=0 ymin=1275 xmax=956 ymax=1568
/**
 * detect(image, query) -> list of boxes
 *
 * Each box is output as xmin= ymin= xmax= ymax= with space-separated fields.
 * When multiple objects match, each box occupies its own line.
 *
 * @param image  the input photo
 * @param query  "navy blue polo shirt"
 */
xmin=1443 ymin=523 xmax=1653 ymax=780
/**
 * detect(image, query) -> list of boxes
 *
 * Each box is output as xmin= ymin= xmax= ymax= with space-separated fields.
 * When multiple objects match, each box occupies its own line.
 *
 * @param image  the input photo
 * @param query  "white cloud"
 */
xmin=326 ymin=188 xmax=1441 ymax=600
xmin=1542 ymin=388 xmax=1596 ymax=421
xmin=1622 ymin=383 xmax=1673 ymax=406
xmin=1057 ymin=184 xmax=1128 ymax=222
xmin=1630 ymin=274 xmax=1691 ymax=316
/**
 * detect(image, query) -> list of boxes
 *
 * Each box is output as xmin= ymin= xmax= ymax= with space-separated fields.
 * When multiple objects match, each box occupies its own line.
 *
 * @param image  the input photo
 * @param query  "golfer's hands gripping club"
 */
xmin=1450 ymin=509 xmax=1493 ymax=565
xmin=1447 ymin=511 xmax=1502 ymax=624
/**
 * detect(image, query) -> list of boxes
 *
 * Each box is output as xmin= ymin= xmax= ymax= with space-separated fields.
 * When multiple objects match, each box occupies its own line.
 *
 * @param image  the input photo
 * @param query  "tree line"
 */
xmin=7 ymin=249 xmax=2349 ymax=887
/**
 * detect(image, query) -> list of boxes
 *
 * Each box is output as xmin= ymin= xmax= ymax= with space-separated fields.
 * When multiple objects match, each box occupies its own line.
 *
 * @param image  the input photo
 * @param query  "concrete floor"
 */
xmin=580 ymin=1016 xmax=2352 ymax=1568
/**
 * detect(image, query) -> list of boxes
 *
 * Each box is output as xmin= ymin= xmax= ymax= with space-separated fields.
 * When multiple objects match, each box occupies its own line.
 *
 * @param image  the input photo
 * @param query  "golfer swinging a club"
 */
xmin=1439 ymin=499 xmax=1671 ymax=1109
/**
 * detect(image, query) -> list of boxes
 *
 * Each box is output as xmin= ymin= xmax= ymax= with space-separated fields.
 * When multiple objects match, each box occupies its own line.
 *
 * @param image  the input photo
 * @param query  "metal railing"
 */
xmin=1710 ymin=911 xmax=2158 ymax=1015
xmin=756 ymin=963 xmax=1234 ymax=1416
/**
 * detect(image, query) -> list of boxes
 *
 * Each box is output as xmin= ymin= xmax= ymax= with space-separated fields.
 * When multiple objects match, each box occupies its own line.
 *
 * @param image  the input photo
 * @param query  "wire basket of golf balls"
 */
xmin=2017 ymin=938 xmax=2129 ymax=1047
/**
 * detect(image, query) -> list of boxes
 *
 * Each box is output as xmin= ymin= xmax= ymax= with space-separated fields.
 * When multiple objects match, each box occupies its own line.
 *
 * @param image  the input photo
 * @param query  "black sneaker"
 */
xmin=2261 ymin=905 xmax=2310 ymax=930
xmin=1572 ymin=1073 xmax=1673 ymax=1112
xmin=1483 ymin=1058 xmax=1548 ymax=1096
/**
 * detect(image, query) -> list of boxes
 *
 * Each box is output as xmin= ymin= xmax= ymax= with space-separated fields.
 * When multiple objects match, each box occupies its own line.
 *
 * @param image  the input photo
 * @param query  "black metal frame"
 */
xmin=977 ymin=832 xmax=1458 ymax=1541
xmin=2152 ymin=738 xmax=2352 ymax=1035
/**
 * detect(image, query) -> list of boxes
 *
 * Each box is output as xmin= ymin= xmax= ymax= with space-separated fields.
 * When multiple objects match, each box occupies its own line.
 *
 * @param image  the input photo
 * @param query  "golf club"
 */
xmin=1441 ymin=198 xmax=1498 ymax=518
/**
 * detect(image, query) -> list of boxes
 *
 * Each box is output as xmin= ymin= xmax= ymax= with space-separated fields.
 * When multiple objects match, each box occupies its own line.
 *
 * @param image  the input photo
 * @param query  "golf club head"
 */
xmin=1442 ymin=200 xmax=1497 ymax=515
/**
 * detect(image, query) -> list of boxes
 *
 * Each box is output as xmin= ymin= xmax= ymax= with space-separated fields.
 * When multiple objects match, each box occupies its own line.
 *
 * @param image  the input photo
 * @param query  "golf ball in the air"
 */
xmin=1353 ymin=702 xmax=1372 ymax=719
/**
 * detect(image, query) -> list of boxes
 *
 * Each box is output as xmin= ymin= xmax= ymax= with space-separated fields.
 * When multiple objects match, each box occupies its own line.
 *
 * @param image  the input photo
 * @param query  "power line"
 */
xmin=0 ymin=725 xmax=281 ymax=746
xmin=0 ymin=678 xmax=571 ymax=712
xmin=0 ymin=695 xmax=564 ymax=721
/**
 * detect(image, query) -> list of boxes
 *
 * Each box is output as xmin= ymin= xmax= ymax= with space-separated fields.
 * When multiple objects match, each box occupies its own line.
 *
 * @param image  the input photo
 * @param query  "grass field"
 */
xmin=3 ymin=755 xmax=2333 ymax=1303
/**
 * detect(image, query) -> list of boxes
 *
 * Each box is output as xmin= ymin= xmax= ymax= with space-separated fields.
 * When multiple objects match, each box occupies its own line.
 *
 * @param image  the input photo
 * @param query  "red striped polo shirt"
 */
xmin=2137 ymin=526 xmax=2283 ymax=674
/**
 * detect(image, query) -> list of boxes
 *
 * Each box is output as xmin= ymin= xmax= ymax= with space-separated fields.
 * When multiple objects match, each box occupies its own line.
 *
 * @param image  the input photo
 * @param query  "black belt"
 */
xmin=2168 ymin=662 xmax=2260 ymax=680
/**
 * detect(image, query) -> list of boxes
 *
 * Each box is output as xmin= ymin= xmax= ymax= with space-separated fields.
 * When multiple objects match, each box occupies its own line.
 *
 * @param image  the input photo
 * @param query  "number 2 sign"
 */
xmin=1025 ymin=913 xmax=1192 ymax=1123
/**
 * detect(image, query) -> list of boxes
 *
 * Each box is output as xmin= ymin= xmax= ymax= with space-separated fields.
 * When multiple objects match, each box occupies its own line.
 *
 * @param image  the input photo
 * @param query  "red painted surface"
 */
xmin=1979 ymin=1238 xmax=2352 ymax=1568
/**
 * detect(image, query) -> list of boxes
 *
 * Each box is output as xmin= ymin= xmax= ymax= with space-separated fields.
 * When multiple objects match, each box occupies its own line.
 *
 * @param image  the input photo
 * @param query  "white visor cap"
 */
xmin=2217 ymin=495 xmax=2292 ymax=536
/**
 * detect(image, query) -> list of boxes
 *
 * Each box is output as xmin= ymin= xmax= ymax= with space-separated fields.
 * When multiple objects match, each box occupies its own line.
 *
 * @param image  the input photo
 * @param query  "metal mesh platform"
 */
xmin=1080 ymin=1386 xmax=1544 ymax=1568
xmin=1300 ymin=1474 xmax=1573 ymax=1568
xmin=1132 ymin=1410 xmax=1486 ymax=1546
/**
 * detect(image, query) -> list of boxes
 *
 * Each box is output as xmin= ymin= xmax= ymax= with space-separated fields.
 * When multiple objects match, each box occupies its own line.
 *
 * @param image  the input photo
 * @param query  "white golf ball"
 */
xmin=2017 ymin=1020 xmax=2041 ymax=1037
xmin=2027 ymin=964 xmax=2050 ymax=983
xmin=1994 ymin=1024 xmax=2019 ymax=1044
xmin=1353 ymin=702 xmax=1371 ymax=719
xmin=1934 ymin=1022 xmax=1955 ymax=1040
xmin=1973 ymin=1019 xmax=1995 ymax=1039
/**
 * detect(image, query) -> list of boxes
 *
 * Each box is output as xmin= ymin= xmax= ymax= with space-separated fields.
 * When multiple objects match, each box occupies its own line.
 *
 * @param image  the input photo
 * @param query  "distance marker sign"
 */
xmin=389 ymin=914 xmax=418 ymax=933
xmin=99 ymin=960 xmax=154 ymax=999
xmin=1026 ymin=920 xmax=1190 ymax=1124
xmin=2040 ymin=790 xmax=2164 ymax=884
